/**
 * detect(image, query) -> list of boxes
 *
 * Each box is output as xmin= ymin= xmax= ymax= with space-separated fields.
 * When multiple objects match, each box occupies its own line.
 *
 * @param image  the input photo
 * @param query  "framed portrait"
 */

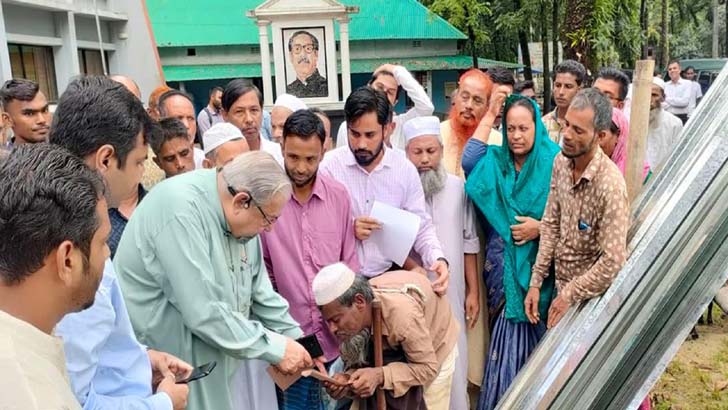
xmin=271 ymin=19 xmax=338 ymax=103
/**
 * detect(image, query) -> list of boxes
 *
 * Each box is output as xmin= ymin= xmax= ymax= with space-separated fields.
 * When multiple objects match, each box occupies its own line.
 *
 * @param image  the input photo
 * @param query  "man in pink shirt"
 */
xmin=261 ymin=109 xmax=359 ymax=410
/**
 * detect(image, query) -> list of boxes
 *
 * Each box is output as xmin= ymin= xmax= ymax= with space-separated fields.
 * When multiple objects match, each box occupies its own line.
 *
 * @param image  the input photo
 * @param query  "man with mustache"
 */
xmin=222 ymin=80 xmax=283 ymax=164
xmin=404 ymin=116 xmax=480 ymax=410
xmin=286 ymin=30 xmax=327 ymax=98
xmin=525 ymin=88 xmax=629 ymax=329
xmin=542 ymin=60 xmax=587 ymax=144
xmin=320 ymin=87 xmax=450 ymax=290
xmin=440 ymin=69 xmax=498 ymax=177
xmin=647 ymin=77 xmax=684 ymax=172
xmin=314 ymin=263 xmax=460 ymax=410
xmin=0 ymin=79 xmax=51 ymax=147
xmin=261 ymin=109 xmax=358 ymax=410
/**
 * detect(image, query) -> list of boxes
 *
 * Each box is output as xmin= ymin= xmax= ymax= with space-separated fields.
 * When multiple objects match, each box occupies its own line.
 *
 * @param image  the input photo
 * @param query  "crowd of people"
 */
xmin=0 ymin=55 xmax=700 ymax=410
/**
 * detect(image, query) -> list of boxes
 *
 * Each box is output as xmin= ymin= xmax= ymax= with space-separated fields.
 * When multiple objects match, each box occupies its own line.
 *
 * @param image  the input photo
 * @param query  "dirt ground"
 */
xmin=652 ymin=306 xmax=728 ymax=409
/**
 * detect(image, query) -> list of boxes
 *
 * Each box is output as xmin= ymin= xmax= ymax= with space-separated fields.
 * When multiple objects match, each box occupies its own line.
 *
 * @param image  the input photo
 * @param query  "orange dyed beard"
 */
xmin=448 ymin=106 xmax=481 ymax=149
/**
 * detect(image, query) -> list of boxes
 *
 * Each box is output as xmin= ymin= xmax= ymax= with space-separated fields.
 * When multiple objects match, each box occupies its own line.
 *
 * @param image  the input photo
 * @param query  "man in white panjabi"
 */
xmin=403 ymin=116 xmax=481 ymax=410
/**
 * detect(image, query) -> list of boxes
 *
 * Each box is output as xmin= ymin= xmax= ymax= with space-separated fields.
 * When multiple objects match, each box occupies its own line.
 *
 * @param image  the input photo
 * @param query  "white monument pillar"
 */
xmin=257 ymin=20 xmax=273 ymax=105
xmin=338 ymin=16 xmax=352 ymax=99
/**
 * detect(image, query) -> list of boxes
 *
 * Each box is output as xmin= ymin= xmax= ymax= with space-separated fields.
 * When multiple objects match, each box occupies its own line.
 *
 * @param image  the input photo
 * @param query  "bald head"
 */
xmin=109 ymin=75 xmax=141 ymax=100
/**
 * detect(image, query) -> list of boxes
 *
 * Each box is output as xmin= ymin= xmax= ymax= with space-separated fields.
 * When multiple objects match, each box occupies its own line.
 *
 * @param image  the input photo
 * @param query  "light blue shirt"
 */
xmin=56 ymin=259 xmax=172 ymax=410
xmin=261 ymin=110 xmax=272 ymax=141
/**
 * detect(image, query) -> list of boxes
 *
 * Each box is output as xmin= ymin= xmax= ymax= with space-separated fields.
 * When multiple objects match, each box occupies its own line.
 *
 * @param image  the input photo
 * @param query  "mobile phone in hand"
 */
xmin=296 ymin=334 xmax=324 ymax=358
xmin=176 ymin=361 xmax=216 ymax=384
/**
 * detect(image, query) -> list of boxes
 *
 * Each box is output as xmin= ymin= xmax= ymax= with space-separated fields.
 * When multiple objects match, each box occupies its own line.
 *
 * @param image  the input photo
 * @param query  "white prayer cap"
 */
xmin=652 ymin=77 xmax=666 ymax=91
xmin=273 ymin=94 xmax=307 ymax=113
xmin=313 ymin=263 xmax=356 ymax=306
xmin=403 ymin=116 xmax=442 ymax=144
xmin=203 ymin=123 xmax=244 ymax=155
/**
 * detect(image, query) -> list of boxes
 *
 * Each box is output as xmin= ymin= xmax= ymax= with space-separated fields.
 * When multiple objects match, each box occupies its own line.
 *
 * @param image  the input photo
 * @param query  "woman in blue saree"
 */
xmin=462 ymin=94 xmax=560 ymax=410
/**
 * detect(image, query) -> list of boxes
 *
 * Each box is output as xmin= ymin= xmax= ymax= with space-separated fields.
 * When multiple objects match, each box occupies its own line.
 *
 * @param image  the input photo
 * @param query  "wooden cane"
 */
xmin=372 ymin=299 xmax=385 ymax=410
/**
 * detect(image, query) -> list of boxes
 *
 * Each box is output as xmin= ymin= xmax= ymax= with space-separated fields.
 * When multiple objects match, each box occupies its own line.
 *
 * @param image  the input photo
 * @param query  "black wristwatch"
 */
xmin=437 ymin=257 xmax=449 ymax=269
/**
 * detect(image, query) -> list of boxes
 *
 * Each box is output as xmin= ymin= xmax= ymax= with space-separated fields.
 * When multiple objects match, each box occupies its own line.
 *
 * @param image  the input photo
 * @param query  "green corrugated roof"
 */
xmin=163 ymin=56 xmax=523 ymax=82
xmin=148 ymin=0 xmax=466 ymax=48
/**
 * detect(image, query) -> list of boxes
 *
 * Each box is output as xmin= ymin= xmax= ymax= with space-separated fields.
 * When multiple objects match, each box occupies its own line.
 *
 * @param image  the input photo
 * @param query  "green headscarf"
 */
xmin=465 ymin=95 xmax=560 ymax=323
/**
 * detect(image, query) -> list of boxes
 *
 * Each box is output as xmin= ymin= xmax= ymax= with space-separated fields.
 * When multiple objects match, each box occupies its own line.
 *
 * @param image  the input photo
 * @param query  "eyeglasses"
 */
xmin=458 ymin=92 xmax=486 ymax=107
xmin=227 ymin=185 xmax=277 ymax=227
xmin=291 ymin=44 xmax=316 ymax=55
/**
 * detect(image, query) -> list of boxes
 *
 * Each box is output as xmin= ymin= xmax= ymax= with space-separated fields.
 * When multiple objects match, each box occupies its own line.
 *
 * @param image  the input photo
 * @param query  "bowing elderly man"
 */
xmin=403 ymin=116 xmax=480 ymax=410
xmin=314 ymin=263 xmax=459 ymax=410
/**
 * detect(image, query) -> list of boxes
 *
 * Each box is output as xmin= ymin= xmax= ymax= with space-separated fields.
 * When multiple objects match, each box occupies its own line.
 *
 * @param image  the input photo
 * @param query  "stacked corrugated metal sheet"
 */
xmin=497 ymin=64 xmax=728 ymax=410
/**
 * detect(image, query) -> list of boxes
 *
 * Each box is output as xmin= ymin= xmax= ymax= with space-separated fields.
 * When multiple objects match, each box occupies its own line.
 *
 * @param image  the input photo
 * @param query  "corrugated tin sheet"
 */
xmin=147 ymin=0 xmax=466 ymax=48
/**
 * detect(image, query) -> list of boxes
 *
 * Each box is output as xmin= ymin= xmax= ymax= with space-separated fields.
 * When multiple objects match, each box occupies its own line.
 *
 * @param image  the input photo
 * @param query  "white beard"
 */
xmin=649 ymin=107 xmax=661 ymax=130
xmin=419 ymin=163 xmax=448 ymax=199
xmin=339 ymin=328 xmax=371 ymax=369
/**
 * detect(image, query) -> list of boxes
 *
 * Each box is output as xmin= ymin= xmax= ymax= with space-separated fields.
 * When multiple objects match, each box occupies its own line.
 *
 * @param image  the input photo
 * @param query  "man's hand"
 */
xmin=348 ymin=367 xmax=384 ymax=398
xmin=465 ymin=290 xmax=480 ymax=329
xmin=276 ymin=338 xmax=313 ymax=375
xmin=486 ymin=85 xmax=512 ymax=119
xmin=324 ymin=373 xmax=351 ymax=400
xmin=156 ymin=374 xmax=189 ymax=410
xmin=354 ymin=216 xmax=382 ymax=241
xmin=524 ymin=287 xmax=541 ymax=324
xmin=374 ymin=64 xmax=398 ymax=75
xmin=547 ymin=295 xmax=570 ymax=329
xmin=430 ymin=259 xmax=450 ymax=295
xmin=510 ymin=216 xmax=540 ymax=245
xmin=148 ymin=349 xmax=193 ymax=390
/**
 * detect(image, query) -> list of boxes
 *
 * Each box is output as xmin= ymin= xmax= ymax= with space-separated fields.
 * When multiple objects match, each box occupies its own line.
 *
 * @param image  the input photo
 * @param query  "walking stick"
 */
xmin=372 ymin=299 xmax=386 ymax=410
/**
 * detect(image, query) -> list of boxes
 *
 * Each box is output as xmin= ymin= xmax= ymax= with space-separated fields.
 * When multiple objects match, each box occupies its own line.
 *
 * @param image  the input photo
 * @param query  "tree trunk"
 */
xmin=515 ymin=0 xmax=533 ymax=80
xmin=659 ymin=0 xmax=669 ymax=68
xmin=562 ymin=0 xmax=595 ymax=72
xmin=542 ymin=0 xmax=552 ymax=113
xmin=639 ymin=0 xmax=648 ymax=59
xmin=553 ymin=0 xmax=559 ymax=68
xmin=464 ymin=7 xmax=479 ymax=68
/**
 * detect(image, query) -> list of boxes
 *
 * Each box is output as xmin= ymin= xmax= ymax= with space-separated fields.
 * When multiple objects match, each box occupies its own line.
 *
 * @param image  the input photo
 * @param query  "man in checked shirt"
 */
xmin=524 ymin=88 xmax=629 ymax=329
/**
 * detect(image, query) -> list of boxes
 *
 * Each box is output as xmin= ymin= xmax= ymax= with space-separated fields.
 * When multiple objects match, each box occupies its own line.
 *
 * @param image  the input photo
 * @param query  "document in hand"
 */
xmin=369 ymin=201 xmax=421 ymax=267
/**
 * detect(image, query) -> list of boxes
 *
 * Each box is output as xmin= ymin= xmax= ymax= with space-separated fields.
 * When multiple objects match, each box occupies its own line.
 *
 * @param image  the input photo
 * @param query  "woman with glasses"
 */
xmin=462 ymin=94 xmax=561 ymax=410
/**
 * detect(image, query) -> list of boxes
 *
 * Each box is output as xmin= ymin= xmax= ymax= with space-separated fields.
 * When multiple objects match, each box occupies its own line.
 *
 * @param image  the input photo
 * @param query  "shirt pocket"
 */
xmin=311 ymin=231 xmax=342 ymax=268
xmin=571 ymin=212 xmax=599 ymax=253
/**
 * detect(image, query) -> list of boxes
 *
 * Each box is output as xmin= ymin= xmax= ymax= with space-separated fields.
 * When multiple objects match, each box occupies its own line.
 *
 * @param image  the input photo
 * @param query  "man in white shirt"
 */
xmin=664 ymin=60 xmax=692 ymax=124
xmin=682 ymin=66 xmax=703 ymax=118
xmin=222 ymin=80 xmax=283 ymax=164
xmin=158 ymin=89 xmax=206 ymax=168
xmin=403 ymin=116 xmax=480 ymax=410
xmin=336 ymin=64 xmax=434 ymax=150
xmin=648 ymin=77 xmax=684 ymax=172
xmin=0 ymin=144 xmax=112 ymax=410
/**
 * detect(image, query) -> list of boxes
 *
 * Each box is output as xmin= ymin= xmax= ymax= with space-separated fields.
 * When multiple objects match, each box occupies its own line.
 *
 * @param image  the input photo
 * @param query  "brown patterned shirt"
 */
xmin=543 ymin=109 xmax=563 ymax=144
xmin=529 ymin=148 xmax=629 ymax=304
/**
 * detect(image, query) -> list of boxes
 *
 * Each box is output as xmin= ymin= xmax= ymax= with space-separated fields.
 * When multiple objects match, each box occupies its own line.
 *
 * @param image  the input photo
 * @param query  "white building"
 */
xmin=0 ymin=0 xmax=162 ymax=101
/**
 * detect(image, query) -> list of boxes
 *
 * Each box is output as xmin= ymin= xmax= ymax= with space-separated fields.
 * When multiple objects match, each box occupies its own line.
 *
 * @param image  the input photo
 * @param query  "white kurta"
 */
xmin=647 ymin=109 xmax=684 ymax=172
xmin=412 ymin=174 xmax=480 ymax=410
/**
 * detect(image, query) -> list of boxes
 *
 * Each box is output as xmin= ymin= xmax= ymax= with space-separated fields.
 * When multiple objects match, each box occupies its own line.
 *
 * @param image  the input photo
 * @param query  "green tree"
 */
xmin=422 ymin=0 xmax=492 ymax=67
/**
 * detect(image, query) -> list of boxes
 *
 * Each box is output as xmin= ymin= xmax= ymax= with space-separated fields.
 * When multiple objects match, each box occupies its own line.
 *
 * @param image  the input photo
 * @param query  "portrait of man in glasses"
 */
xmin=285 ymin=29 xmax=328 ymax=98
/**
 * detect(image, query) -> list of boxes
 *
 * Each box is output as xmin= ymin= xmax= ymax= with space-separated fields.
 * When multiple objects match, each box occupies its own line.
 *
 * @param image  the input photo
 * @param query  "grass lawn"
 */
xmin=652 ymin=306 xmax=728 ymax=409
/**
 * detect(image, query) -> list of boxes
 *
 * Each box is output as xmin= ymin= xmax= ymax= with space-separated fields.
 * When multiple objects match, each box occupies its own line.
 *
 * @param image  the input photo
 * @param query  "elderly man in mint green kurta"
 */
xmin=114 ymin=151 xmax=314 ymax=410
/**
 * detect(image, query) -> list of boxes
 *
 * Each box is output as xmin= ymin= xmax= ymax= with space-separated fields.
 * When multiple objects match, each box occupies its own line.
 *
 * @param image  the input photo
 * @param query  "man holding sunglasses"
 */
xmin=114 ymin=150 xmax=312 ymax=410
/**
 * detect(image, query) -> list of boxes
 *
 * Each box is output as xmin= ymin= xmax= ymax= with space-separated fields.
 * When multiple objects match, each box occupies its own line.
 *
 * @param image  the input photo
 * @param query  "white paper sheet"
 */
xmin=369 ymin=201 xmax=421 ymax=267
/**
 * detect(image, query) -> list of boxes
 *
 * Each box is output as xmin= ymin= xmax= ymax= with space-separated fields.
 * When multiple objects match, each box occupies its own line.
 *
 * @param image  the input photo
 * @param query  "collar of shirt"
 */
xmin=203 ymin=169 xmax=231 ymax=235
xmin=291 ymin=173 xmax=326 ymax=206
xmin=343 ymin=145 xmax=394 ymax=173
xmin=569 ymin=146 xmax=606 ymax=187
